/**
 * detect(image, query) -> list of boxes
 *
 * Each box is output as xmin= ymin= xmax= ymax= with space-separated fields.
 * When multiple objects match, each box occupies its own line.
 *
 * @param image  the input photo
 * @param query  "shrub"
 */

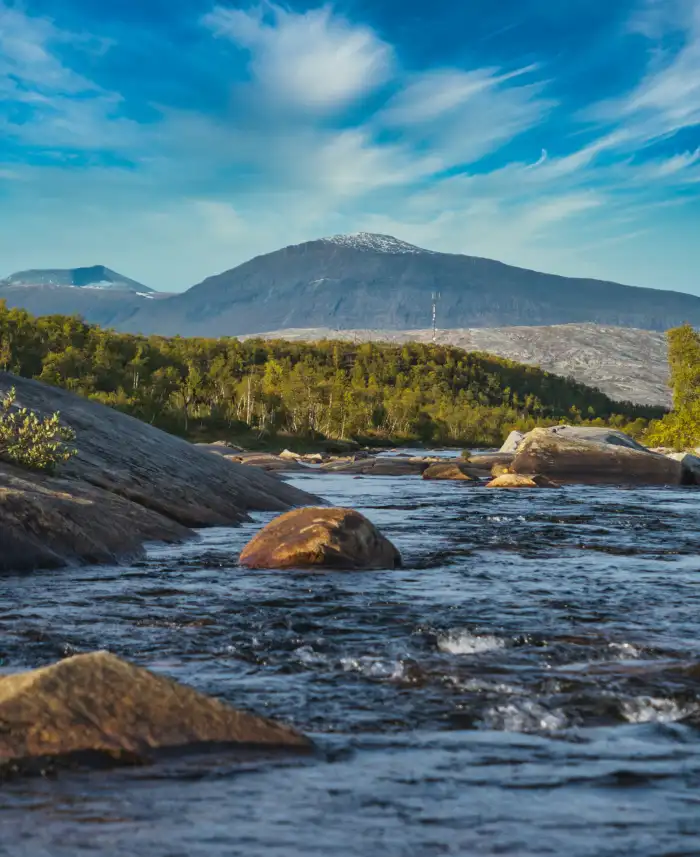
xmin=0 ymin=387 xmax=76 ymax=473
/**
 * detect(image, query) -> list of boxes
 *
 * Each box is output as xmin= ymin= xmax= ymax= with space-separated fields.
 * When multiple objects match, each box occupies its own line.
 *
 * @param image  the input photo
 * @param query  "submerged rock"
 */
xmin=512 ymin=427 xmax=685 ymax=486
xmin=486 ymin=473 xmax=558 ymax=488
xmin=0 ymin=651 xmax=310 ymax=770
xmin=239 ymin=507 xmax=402 ymax=570
xmin=422 ymin=462 xmax=479 ymax=481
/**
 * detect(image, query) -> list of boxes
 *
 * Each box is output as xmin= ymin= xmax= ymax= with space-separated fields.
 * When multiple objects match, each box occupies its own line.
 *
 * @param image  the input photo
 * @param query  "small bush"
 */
xmin=0 ymin=387 xmax=76 ymax=473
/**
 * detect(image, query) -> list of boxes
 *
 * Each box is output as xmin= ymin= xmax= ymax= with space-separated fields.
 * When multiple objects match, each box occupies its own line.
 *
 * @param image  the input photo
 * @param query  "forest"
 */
xmin=0 ymin=301 xmax=663 ymax=449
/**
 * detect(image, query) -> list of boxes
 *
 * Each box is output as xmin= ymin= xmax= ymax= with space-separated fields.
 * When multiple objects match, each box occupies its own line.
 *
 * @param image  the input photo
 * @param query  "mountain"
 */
xmin=243 ymin=323 xmax=670 ymax=407
xmin=0 ymin=265 xmax=168 ymax=329
xmin=122 ymin=232 xmax=700 ymax=337
xmin=2 ymin=265 xmax=154 ymax=293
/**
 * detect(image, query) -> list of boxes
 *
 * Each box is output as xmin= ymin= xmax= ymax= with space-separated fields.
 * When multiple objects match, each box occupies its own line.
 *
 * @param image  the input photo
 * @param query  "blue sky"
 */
xmin=1 ymin=0 xmax=699 ymax=293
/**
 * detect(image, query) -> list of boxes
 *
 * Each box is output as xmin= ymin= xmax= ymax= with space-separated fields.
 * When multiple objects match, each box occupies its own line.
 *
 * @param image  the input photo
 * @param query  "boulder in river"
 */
xmin=0 ymin=651 xmax=310 ymax=771
xmin=321 ymin=458 xmax=428 ymax=476
xmin=464 ymin=452 xmax=516 ymax=472
xmin=500 ymin=430 xmax=525 ymax=453
xmin=422 ymin=462 xmax=479 ymax=481
xmin=666 ymin=452 xmax=700 ymax=483
xmin=512 ymin=427 xmax=686 ymax=485
xmin=278 ymin=449 xmax=300 ymax=461
xmin=239 ymin=507 xmax=402 ymax=570
xmin=486 ymin=473 xmax=558 ymax=488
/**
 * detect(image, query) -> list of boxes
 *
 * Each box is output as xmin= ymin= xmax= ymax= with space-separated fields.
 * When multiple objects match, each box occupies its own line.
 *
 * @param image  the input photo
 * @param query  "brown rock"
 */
xmin=278 ymin=449 xmax=300 ymax=461
xmin=240 ymin=507 xmax=401 ymax=570
xmin=491 ymin=463 xmax=512 ymax=477
xmin=321 ymin=457 xmax=427 ymax=476
xmin=512 ymin=427 xmax=686 ymax=486
xmin=486 ymin=473 xmax=558 ymax=488
xmin=422 ymin=462 xmax=479 ymax=481
xmin=0 ymin=651 xmax=310 ymax=768
xmin=464 ymin=452 xmax=516 ymax=471
xmin=222 ymin=452 xmax=309 ymax=472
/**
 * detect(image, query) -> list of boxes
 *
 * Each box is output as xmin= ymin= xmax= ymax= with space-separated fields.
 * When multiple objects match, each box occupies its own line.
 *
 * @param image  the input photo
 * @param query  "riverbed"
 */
xmin=2 ymin=460 xmax=700 ymax=856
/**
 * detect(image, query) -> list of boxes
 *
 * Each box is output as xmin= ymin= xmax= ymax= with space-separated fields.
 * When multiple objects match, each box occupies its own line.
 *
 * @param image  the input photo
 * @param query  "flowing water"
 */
xmin=2 ymin=454 xmax=700 ymax=856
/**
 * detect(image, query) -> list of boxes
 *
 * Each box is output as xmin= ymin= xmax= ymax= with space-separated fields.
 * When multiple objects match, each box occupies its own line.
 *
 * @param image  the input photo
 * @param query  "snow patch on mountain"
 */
xmin=320 ymin=233 xmax=436 ymax=255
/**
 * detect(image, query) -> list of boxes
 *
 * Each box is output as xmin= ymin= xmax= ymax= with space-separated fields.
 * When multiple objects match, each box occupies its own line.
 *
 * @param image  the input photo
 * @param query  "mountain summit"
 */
xmin=120 ymin=232 xmax=700 ymax=337
xmin=318 ymin=232 xmax=436 ymax=255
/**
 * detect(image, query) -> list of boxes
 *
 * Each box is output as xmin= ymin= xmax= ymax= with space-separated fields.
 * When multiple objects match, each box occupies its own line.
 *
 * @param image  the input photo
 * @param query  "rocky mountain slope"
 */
xmin=245 ymin=323 xmax=670 ymax=407
xmin=122 ymin=233 xmax=700 ymax=337
xmin=0 ymin=265 xmax=166 ymax=329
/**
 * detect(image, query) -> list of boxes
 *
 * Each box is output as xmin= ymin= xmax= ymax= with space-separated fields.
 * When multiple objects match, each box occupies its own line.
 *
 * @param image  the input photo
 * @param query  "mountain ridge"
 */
xmin=120 ymin=232 xmax=700 ymax=337
xmin=3 ymin=233 xmax=699 ymax=339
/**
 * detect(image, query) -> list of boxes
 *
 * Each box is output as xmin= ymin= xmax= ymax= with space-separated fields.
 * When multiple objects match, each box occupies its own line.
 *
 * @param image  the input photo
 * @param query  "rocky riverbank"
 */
xmin=0 ymin=373 xmax=319 ymax=572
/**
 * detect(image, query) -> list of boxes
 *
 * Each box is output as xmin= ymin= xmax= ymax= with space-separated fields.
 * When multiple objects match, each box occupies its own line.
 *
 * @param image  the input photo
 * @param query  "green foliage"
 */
xmin=646 ymin=324 xmax=700 ymax=450
xmin=0 ymin=386 xmax=76 ymax=472
xmin=0 ymin=300 xmax=662 ymax=449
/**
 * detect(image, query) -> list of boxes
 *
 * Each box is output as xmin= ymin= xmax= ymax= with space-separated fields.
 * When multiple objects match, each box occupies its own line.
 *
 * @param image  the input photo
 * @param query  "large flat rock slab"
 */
xmin=0 ymin=464 xmax=190 ymax=572
xmin=0 ymin=373 xmax=317 ymax=529
xmin=512 ymin=427 xmax=685 ymax=486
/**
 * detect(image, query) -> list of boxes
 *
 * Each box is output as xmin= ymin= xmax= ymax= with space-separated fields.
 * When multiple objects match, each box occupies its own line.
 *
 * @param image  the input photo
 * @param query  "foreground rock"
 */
xmin=512 ymin=427 xmax=686 ymax=485
xmin=486 ymin=473 xmax=558 ymax=488
xmin=422 ymin=462 xmax=480 ymax=481
xmin=0 ymin=374 xmax=318 ymax=572
xmin=240 ymin=507 xmax=402 ymax=570
xmin=0 ymin=652 xmax=309 ymax=771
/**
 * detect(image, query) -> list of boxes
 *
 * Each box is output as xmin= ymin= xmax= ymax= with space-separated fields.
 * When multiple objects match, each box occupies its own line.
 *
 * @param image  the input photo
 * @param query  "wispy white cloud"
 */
xmin=0 ymin=2 xmax=137 ymax=151
xmin=202 ymin=3 xmax=393 ymax=111
xmin=596 ymin=0 xmax=700 ymax=143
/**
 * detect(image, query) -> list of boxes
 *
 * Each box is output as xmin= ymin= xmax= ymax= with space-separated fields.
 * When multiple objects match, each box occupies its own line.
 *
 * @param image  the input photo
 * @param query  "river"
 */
xmin=2 ymin=455 xmax=700 ymax=856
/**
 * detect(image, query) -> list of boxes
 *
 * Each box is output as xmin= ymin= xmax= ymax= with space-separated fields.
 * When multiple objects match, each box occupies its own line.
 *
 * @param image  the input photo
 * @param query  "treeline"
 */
xmin=646 ymin=325 xmax=700 ymax=450
xmin=0 ymin=301 xmax=662 ymax=447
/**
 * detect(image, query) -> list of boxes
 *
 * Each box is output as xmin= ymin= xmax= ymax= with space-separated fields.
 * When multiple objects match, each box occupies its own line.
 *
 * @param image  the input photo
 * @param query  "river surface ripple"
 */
xmin=2 ymin=456 xmax=700 ymax=856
